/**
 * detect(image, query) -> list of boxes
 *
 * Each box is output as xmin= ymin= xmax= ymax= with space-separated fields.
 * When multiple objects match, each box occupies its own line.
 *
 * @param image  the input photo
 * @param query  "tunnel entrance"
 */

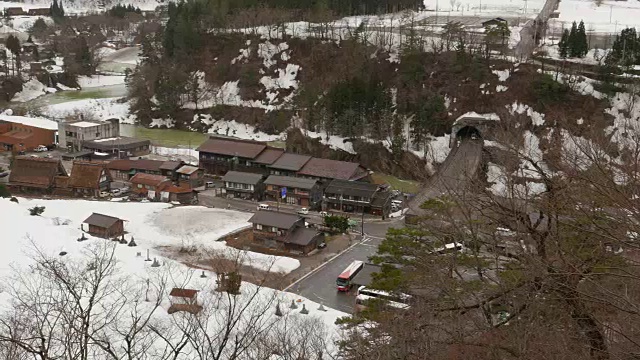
xmin=456 ymin=125 xmax=482 ymax=139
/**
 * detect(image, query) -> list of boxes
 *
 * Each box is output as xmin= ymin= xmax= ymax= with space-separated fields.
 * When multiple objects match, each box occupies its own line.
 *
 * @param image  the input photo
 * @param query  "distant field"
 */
xmin=372 ymin=173 xmax=420 ymax=194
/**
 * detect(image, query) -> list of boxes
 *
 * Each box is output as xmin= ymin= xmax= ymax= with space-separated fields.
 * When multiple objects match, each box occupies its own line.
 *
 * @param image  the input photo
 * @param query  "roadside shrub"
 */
xmin=28 ymin=206 xmax=45 ymax=216
xmin=10 ymin=197 xmax=18 ymax=203
xmin=324 ymin=215 xmax=350 ymax=233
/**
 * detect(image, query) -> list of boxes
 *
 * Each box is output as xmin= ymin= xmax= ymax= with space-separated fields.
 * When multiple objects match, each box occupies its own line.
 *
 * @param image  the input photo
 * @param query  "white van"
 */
xmin=257 ymin=204 xmax=270 ymax=211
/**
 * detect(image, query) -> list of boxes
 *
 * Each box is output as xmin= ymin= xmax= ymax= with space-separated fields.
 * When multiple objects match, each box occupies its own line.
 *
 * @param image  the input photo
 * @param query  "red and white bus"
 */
xmin=336 ymin=260 xmax=364 ymax=291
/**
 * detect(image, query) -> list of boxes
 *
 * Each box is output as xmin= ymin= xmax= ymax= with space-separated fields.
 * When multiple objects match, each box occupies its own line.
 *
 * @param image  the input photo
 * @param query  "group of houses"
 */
xmin=199 ymin=135 xmax=393 ymax=218
xmin=7 ymin=156 xmax=204 ymax=204
xmin=0 ymin=114 xmax=151 ymax=158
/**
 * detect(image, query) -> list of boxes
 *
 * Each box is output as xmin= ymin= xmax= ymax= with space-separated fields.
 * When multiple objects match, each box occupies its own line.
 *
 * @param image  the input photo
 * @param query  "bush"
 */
xmin=0 ymin=184 xmax=10 ymax=198
xmin=28 ymin=206 xmax=45 ymax=216
xmin=324 ymin=215 xmax=350 ymax=233
xmin=531 ymin=74 xmax=570 ymax=105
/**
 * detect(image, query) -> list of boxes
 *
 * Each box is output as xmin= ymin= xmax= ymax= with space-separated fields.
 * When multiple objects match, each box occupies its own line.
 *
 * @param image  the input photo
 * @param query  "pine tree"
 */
xmin=568 ymin=21 xmax=578 ymax=57
xmin=558 ymin=29 xmax=570 ymax=58
xmin=576 ymin=20 xmax=588 ymax=58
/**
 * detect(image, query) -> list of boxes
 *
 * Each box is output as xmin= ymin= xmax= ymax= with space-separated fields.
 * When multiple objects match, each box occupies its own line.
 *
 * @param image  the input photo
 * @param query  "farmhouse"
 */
xmin=248 ymin=211 xmax=322 ymax=255
xmin=8 ymin=157 xmax=68 ymax=194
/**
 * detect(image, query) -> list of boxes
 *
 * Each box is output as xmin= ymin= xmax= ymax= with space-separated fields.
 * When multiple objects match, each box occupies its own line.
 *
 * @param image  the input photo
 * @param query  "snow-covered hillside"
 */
xmin=0 ymin=0 xmax=164 ymax=13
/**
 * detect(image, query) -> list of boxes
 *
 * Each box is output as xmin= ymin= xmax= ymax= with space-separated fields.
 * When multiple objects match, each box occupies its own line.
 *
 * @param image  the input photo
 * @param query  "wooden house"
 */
xmin=82 ymin=213 xmax=125 ymax=238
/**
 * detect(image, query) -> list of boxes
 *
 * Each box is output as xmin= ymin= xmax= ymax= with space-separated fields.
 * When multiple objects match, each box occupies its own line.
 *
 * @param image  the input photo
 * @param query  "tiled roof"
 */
xmin=107 ymin=159 xmax=164 ymax=172
xmin=269 ymin=153 xmax=311 ymax=171
xmin=248 ymin=211 xmax=302 ymax=230
xmin=264 ymin=175 xmax=317 ymax=190
xmin=222 ymin=171 xmax=264 ymax=185
xmin=69 ymin=161 xmax=108 ymax=189
xmin=298 ymin=158 xmax=366 ymax=180
xmin=253 ymin=147 xmax=285 ymax=165
xmin=287 ymin=227 xmax=319 ymax=246
xmin=130 ymin=173 xmax=169 ymax=187
xmin=9 ymin=156 xmax=67 ymax=188
xmin=196 ymin=136 xmax=266 ymax=159
xmin=170 ymin=288 xmax=198 ymax=298
xmin=83 ymin=213 xmax=122 ymax=228
xmin=159 ymin=161 xmax=183 ymax=171
xmin=324 ymin=179 xmax=379 ymax=198
xmin=176 ymin=165 xmax=199 ymax=175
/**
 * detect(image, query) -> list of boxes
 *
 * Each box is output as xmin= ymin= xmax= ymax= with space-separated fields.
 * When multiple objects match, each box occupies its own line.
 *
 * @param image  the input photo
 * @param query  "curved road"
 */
xmin=407 ymin=137 xmax=483 ymax=217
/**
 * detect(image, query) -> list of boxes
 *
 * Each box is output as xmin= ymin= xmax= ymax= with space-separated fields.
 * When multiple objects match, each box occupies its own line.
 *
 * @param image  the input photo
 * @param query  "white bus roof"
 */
xmin=338 ymin=260 xmax=364 ymax=279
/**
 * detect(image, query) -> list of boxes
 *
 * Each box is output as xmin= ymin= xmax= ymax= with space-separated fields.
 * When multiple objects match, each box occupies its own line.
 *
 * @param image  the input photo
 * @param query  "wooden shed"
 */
xmin=82 ymin=213 xmax=125 ymax=238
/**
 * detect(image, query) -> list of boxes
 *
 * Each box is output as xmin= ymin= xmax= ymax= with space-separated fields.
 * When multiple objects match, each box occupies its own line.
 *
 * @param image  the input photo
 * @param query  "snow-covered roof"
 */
xmin=453 ymin=111 xmax=500 ymax=126
xmin=69 ymin=121 xmax=101 ymax=128
xmin=0 ymin=114 xmax=58 ymax=130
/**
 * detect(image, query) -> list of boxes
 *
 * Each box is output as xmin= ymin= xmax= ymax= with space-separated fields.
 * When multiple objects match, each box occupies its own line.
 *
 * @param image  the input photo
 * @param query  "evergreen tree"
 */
xmin=606 ymin=27 xmax=640 ymax=67
xmin=50 ymin=0 xmax=65 ymax=23
xmin=568 ymin=21 xmax=578 ymax=57
xmin=558 ymin=29 xmax=570 ymax=58
xmin=576 ymin=20 xmax=588 ymax=58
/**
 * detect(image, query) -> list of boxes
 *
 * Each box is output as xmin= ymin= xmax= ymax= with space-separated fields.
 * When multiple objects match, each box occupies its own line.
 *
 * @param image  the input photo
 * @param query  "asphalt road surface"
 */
xmin=407 ymin=137 xmax=483 ymax=217
xmin=287 ymin=235 xmax=384 ymax=313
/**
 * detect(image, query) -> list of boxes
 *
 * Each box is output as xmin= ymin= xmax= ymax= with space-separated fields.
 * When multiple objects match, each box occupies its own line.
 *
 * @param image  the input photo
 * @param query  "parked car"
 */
xmin=297 ymin=207 xmax=309 ymax=215
xmin=318 ymin=241 xmax=327 ymax=249
xmin=205 ymin=181 xmax=215 ymax=188
xmin=319 ymin=211 xmax=328 ymax=217
xmin=99 ymin=191 xmax=110 ymax=198
xmin=257 ymin=204 xmax=270 ymax=211
xmin=111 ymin=188 xmax=122 ymax=196
xmin=34 ymin=145 xmax=48 ymax=152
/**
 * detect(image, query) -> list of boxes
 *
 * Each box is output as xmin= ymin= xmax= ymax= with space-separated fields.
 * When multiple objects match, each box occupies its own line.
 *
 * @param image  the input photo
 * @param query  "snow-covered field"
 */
xmin=0 ymin=0 xmax=163 ymax=13
xmin=550 ymin=0 xmax=640 ymax=35
xmin=2 ymin=198 xmax=300 ymax=274
xmin=0 ymin=197 xmax=339 ymax=359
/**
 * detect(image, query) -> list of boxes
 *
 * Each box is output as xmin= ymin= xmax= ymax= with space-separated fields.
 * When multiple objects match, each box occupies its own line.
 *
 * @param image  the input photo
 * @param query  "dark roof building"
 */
xmin=287 ymin=227 xmax=320 ymax=247
xmin=253 ymin=147 xmax=285 ymax=165
xmin=8 ymin=157 xmax=68 ymax=191
xmin=298 ymin=158 xmax=369 ymax=181
xmin=84 ymin=213 xmax=122 ymax=228
xmin=248 ymin=211 xmax=302 ymax=230
xmin=82 ymin=137 xmax=151 ymax=157
xmin=68 ymin=161 xmax=111 ymax=195
xmin=130 ymin=173 xmax=169 ymax=187
xmin=222 ymin=171 xmax=264 ymax=185
xmin=83 ymin=213 xmax=125 ymax=238
xmin=264 ymin=175 xmax=318 ymax=189
xmin=196 ymin=136 xmax=266 ymax=159
xmin=324 ymin=179 xmax=379 ymax=198
xmin=269 ymin=153 xmax=311 ymax=172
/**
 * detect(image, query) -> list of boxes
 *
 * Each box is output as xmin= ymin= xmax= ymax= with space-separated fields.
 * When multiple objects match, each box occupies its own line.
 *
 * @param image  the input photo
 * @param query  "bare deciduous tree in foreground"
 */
xmin=340 ymin=119 xmax=640 ymax=360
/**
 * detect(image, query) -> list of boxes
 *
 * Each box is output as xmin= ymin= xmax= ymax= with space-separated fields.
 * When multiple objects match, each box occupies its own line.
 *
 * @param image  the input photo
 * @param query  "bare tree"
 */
xmin=340 ymin=120 xmax=640 ymax=360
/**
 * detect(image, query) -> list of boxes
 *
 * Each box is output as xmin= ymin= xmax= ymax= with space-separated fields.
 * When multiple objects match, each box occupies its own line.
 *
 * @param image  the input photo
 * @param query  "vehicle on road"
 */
xmin=297 ymin=207 xmax=309 ymax=215
xmin=318 ymin=241 xmax=327 ymax=249
xmin=355 ymin=286 xmax=410 ymax=312
xmin=430 ymin=242 xmax=466 ymax=255
xmin=257 ymin=204 xmax=270 ymax=211
xmin=471 ymin=134 xmax=478 ymax=140
xmin=337 ymin=260 xmax=364 ymax=292
xmin=205 ymin=181 xmax=215 ymax=188
xmin=319 ymin=211 xmax=328 ymax=217
xmin=99 ymin=191 xmax=110 ymax=198
xmin=34 ymin=145 xmax=48 ymax=152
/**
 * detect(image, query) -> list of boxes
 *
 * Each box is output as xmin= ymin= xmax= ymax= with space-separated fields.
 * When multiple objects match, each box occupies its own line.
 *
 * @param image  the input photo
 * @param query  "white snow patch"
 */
xmin=11 ymin=78 xmax=55 ymax=102
xmin=257 ymin=41 xmax=289 ymax=68
xmin=492 ymin=69 xmax=510 ymax=81
xmin=77 ymin=75 xmax=126 ymax=88
xmin=43 ymin=98 xmax=134 ymax=124
xmin=454 ymin=112 xmax=500 ymax=125
xmin=508 ymin=102 xmax=545 ymax=126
